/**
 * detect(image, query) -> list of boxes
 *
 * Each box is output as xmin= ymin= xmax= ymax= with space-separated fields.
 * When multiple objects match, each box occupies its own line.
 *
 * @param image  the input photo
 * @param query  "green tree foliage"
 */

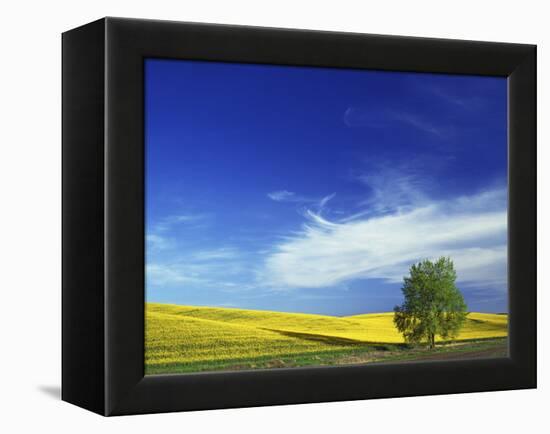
xmin=393 ymin=257 xmax=467 ymax=349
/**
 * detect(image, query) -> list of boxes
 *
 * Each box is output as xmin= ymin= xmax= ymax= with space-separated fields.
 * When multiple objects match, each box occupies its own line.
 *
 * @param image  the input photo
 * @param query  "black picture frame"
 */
xmin=62 ymin=17 xmax=536 ymax=416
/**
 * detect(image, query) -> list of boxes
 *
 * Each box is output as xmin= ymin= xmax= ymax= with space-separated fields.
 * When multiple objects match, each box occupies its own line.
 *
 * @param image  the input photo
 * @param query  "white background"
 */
xmin=0 ymin=0 xmax=546 ymax=432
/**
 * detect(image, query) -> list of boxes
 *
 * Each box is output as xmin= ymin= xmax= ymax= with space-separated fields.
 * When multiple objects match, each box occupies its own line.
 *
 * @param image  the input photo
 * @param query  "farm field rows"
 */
xmin=145 ymin=302 xmax=508 ymax=374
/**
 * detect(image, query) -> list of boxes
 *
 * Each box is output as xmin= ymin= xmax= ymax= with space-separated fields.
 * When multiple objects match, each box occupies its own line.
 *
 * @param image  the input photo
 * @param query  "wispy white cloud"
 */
xmin=343 ymin=106 xmax=451 ymax=138
xmin=342 ymin=157 xmax=452 ymax=221
xmin=153 ymin=213 xmax=209 ymax=233
xmin=267 ymin=190 xmax=328 ymax=204
xmin=192 ymin=247 xmax=240 ymax=261
xmin=319 ymin=193 xmax=336 ymax=209
xmin=268 ymin=191 xmax=337 ymax=214
xmin=353 ymin=169 xmax=428 ymax=216
xmin=146 ymin=246 xmax=255 ymax=291
xmin=260 ymin=187 xmax=507 ymax=291
xmin=146 ymin=234 xmax=173 ymax=251
xmin=147 ymin=212 xmax=211 ymax=253
xmin=425 ymin=83 xmax=487 ymax=111
xmin=390 ymin=110 xmax=447 ymax=137
xmin=267 ymin=190 xmax=297 ymax=202
xmin=343 ymin=107 xmax=387 ymax=128
xmin=146 ymin=263 xmax=202 ymax=286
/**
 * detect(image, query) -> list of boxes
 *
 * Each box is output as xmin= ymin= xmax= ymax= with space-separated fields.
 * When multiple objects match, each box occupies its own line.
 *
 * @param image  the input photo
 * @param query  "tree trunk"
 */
xmin=430 ymin=333 xmax=435 ymax=349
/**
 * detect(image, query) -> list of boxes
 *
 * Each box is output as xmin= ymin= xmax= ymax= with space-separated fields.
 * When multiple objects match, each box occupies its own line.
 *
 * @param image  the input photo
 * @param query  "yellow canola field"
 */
xmin=347 ymin=312 xmax=508 ymax=342
xmin=145 ymin=303 xmax=507 ymax=372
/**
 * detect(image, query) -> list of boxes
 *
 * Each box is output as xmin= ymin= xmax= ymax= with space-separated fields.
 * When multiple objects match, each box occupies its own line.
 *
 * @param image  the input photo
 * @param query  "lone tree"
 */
xmin=393 ymin=257 xmax=467 ymax=349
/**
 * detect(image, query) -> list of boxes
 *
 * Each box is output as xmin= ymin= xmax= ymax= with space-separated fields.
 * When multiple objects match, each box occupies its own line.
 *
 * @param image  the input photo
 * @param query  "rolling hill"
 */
xmin=145 ymin=303 xmax=508 ymax=374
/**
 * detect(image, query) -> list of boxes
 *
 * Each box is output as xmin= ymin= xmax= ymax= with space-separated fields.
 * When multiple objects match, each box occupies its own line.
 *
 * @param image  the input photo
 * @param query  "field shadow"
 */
xmin=262 ymin=328 xmax=390 ymax=350
xmin=38 ymin=385 xmax=61 ymax=400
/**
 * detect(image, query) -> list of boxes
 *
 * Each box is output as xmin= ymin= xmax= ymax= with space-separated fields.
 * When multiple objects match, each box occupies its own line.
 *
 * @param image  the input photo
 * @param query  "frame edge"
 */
xmin=62 ymin=18 xmax=107 ymax=415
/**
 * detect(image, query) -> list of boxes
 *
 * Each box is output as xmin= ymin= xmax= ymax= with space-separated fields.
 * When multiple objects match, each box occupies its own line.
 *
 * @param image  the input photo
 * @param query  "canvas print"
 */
xmin=144 ymin=59 xmax=508 ymax=375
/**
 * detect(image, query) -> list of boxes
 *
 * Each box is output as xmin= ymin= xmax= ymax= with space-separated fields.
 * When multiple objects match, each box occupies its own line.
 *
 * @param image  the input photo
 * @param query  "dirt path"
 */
xmin=332 ymin=340 xmax=508 ymax=366
xmin=403 ymin=345 xmax=507 ymax=362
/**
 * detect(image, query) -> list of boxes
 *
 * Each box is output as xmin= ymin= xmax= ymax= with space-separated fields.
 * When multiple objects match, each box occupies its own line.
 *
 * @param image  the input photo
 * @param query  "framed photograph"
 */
xmin=62 ymin=17 xmax=536 ymax=416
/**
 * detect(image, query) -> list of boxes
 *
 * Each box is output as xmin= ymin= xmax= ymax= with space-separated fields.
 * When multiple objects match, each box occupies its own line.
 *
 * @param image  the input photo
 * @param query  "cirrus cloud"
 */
xmin=260 ymin=187 xmax=507 ymax=291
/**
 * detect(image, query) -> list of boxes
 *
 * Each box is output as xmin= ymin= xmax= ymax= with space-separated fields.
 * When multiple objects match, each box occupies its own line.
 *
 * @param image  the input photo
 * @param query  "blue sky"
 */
xmin=145 ymin=58 xmax=508 ymax=316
